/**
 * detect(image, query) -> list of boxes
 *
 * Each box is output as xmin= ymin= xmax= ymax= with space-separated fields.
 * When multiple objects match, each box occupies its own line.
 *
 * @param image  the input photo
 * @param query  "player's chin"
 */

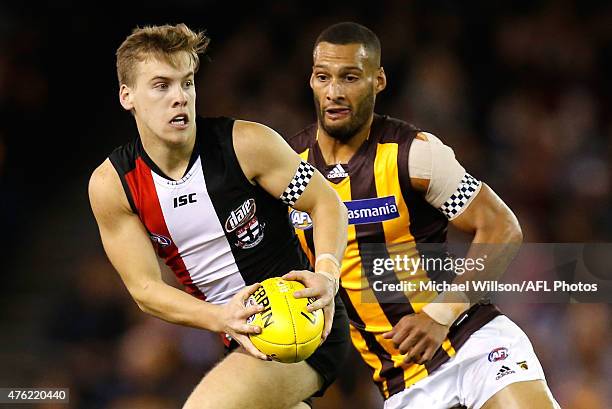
xmin=323 ymin=121 xmax=351 ymax=137
xmin=323 ymin=115 xmax=352 ymax=129
xmin=162 ymin=127 xmax=194 ymax=144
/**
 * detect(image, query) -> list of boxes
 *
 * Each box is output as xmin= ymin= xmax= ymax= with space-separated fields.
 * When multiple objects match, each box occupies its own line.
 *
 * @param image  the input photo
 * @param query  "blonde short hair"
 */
xmin=116 ymin=23 xmax=210 ymax=87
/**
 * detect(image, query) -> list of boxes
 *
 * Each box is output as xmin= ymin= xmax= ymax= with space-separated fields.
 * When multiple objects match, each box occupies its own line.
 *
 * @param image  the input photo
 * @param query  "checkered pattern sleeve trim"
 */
xmin=439 ymin=173 xmax=482 ymax=220
xmin=279 ymin=161 xmax=315 ymax=206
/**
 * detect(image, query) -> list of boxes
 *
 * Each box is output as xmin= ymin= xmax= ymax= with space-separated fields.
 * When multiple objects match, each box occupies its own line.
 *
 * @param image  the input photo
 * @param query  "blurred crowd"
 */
xmin=0 ymin=1 xmax=611 ymax=408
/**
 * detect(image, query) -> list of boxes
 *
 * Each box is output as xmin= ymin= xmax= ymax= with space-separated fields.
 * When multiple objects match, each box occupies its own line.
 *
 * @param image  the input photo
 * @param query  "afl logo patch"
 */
xmin=290 ymin=209 xmax=313 ymax=230
xmin=488 ymin=347 xmax=509 ymax=362
xmin=150 ymin=233 xmax=172 ymax=248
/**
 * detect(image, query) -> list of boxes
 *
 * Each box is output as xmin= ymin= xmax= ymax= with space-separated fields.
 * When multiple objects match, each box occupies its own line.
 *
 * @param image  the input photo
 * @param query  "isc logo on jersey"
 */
xmin=247 ymin=277 xmax=323 ymax=363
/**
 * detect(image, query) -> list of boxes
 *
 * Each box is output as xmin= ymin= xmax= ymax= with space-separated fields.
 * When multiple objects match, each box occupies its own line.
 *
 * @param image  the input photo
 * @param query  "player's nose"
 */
xmin=325 ymin=79 xmax=345 ymax=101
xmin=172 ymin=85 xmax=189 ymax=107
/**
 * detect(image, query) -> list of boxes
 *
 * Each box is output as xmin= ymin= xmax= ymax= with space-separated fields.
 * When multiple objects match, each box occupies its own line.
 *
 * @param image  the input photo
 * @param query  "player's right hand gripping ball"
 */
xmin=247 ymin=277 xmax=324 ymax=363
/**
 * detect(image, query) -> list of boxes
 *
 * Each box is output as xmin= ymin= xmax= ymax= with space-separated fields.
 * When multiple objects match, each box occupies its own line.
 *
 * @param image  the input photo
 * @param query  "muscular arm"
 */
xmin=233 ymin=120 xmax=348 ymax=338
xmin=233 ymin=120 xmax=348 ymax=275
xmin=88 ymin=160 xmax=263 ymax=342
xmin=449 ymin=184 xmax=523 ymax=295
xmin=410 ymin=134 xmax=523 ymax=306
xmin=385 ymin=132 xmax=522 ymax=364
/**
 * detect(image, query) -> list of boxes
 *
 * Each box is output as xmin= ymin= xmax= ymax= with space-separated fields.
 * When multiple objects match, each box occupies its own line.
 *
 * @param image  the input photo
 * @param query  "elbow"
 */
xmin=503 ymin=213 xmax=523 ymax=244
xmin=130 ymin=282 xmax=156 ymax=314
xmin=507 ymin=224 xmax=523 ymax=244
xmin=133 ymin=294 xmax=153 ymax=314
xmin=478 ymin=210 xmax=523 ymax=244
xmin=134 ymin=297 xmax=151 ymax=313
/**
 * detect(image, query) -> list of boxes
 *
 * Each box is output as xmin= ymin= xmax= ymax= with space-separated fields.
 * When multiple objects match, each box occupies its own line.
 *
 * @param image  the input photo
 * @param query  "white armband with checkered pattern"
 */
xmin=279 ymin=161 xmax=315 ymax=206
xmin=439 ymin=173 xmax=482 ymax=220
xmin=409 ymin=133 xmax=481 ymax=220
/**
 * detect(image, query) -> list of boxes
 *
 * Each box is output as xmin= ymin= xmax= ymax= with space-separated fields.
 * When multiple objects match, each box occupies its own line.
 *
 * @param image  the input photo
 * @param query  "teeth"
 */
xmin=171 ymin=116 xmax=186 ymax=125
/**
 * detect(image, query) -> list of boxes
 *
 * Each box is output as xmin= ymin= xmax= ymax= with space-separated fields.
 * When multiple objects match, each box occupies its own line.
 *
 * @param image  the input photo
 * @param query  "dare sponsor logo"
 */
xmin=225 ymin=198 xmax=257 ymax=232
xmin=488 ymin=347 xmax=509 ymax=362
xmin=225 ymin=198 xmax=265 ymax=249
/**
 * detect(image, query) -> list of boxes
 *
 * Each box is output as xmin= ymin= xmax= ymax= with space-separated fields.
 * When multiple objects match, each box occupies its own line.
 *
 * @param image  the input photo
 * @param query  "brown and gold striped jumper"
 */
xmin=288 ymin=114 xmax=501 ymax=399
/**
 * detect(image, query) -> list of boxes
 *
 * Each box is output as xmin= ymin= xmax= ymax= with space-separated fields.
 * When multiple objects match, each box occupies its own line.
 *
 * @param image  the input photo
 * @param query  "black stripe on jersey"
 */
xmin=424 ymin=303 xmax=502 ymax=375
xmin=108 ymin=138 xmax=138 ymax=214
xmin=339 ymin=286 xmax=405 ymax=398
xmin=397 ymin=133 xmax=454 ymax=284
xmin=198 ymin=116 xmax=312 ymax=285
xmin=349 ymin=118 xmax=414 ymax=326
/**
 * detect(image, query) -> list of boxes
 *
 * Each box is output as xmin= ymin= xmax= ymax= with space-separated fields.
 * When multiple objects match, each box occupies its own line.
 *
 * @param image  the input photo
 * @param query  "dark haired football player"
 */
xmin=289 ymin=22 xmax=560 ymax=409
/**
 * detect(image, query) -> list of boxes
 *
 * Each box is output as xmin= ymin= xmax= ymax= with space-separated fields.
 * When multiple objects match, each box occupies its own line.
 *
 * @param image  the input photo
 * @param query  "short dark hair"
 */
xmin=314 ymin=22 xmax=381 ymax=65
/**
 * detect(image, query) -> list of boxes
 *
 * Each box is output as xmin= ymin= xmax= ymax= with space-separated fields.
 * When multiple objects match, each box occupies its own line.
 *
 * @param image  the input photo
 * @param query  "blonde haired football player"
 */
xmin=90 ymin=24 xmax=350 ymax=409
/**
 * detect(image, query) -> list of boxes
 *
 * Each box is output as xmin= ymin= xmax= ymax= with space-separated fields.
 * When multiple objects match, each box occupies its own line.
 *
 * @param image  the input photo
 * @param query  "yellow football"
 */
xmin=247 ymin=277 xmax=324 ymax=363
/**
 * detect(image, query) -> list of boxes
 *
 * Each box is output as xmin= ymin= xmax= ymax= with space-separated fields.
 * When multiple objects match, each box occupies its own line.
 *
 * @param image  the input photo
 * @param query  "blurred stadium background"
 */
xmin=0 ymin=1 xmax=610 ymax=408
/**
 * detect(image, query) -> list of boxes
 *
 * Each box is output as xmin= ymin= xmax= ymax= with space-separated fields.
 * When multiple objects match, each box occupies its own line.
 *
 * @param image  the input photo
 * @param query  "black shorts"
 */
xmin=224 ymin=294 xmax=350 ymax=398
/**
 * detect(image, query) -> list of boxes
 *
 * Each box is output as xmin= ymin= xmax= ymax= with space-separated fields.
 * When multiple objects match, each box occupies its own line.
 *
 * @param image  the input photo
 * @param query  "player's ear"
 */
xmin=309 ymin=70 xmax=316 ymax=90
xmin=119 ymin=84 xmax=134 ymax=111
xmin=375 ymin=67 xmax=387 ymax=94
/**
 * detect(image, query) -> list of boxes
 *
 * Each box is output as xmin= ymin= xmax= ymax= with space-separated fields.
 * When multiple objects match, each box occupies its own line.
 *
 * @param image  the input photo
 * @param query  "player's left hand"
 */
xmin=282 ymin=269 xmax=335 ymax=341
xmin=382 ymin=312 xmax=450 ymax=364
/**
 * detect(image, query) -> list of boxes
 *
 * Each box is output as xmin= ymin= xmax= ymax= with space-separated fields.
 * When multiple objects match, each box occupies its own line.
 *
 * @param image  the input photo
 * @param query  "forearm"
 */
xmin=131 ymin=281 xmax=222 ymax=331
xmin=309 ymin=198 xmax=348 ymax=277
xmin=423 ymin=219 xmax=522 ymax=325
xmin=454 ymin=219 xmax=523 ymax=303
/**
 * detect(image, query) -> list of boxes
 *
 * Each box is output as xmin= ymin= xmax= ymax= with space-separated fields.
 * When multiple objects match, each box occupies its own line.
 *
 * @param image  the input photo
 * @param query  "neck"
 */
xmin=138 ymin=123 xmax=197 ymax=180
xmin=317 ymin=115 xmax=374 ymax=165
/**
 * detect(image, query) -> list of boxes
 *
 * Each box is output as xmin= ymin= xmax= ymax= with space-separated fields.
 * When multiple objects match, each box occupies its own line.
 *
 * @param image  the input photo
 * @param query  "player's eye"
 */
xmin=316 ymin=74 xmax=328 ymax=82
xmin=184 ymin=80 xmax=194 ymax=88
xmin=346 ymin=75 xmax=359 ymax=82
xmin=154 ymin=82 xmax=168 ymax=90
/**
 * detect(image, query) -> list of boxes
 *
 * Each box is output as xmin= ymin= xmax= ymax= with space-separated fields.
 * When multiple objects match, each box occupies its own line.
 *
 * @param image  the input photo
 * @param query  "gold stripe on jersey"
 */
xmin=373 ymin=143 xmax=438 ymax=314
xmin=441 ymin=339 xmax=457 ymax=358
xmin=376 ymin=332 xmax=429 ymax=395
xmin=349 ymin=325 xmax=387 ymax=395
xmin=329 ymin=176 xmax=393 ymax=330
xmin=373 ymin=143 xmax=414 ymax=246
